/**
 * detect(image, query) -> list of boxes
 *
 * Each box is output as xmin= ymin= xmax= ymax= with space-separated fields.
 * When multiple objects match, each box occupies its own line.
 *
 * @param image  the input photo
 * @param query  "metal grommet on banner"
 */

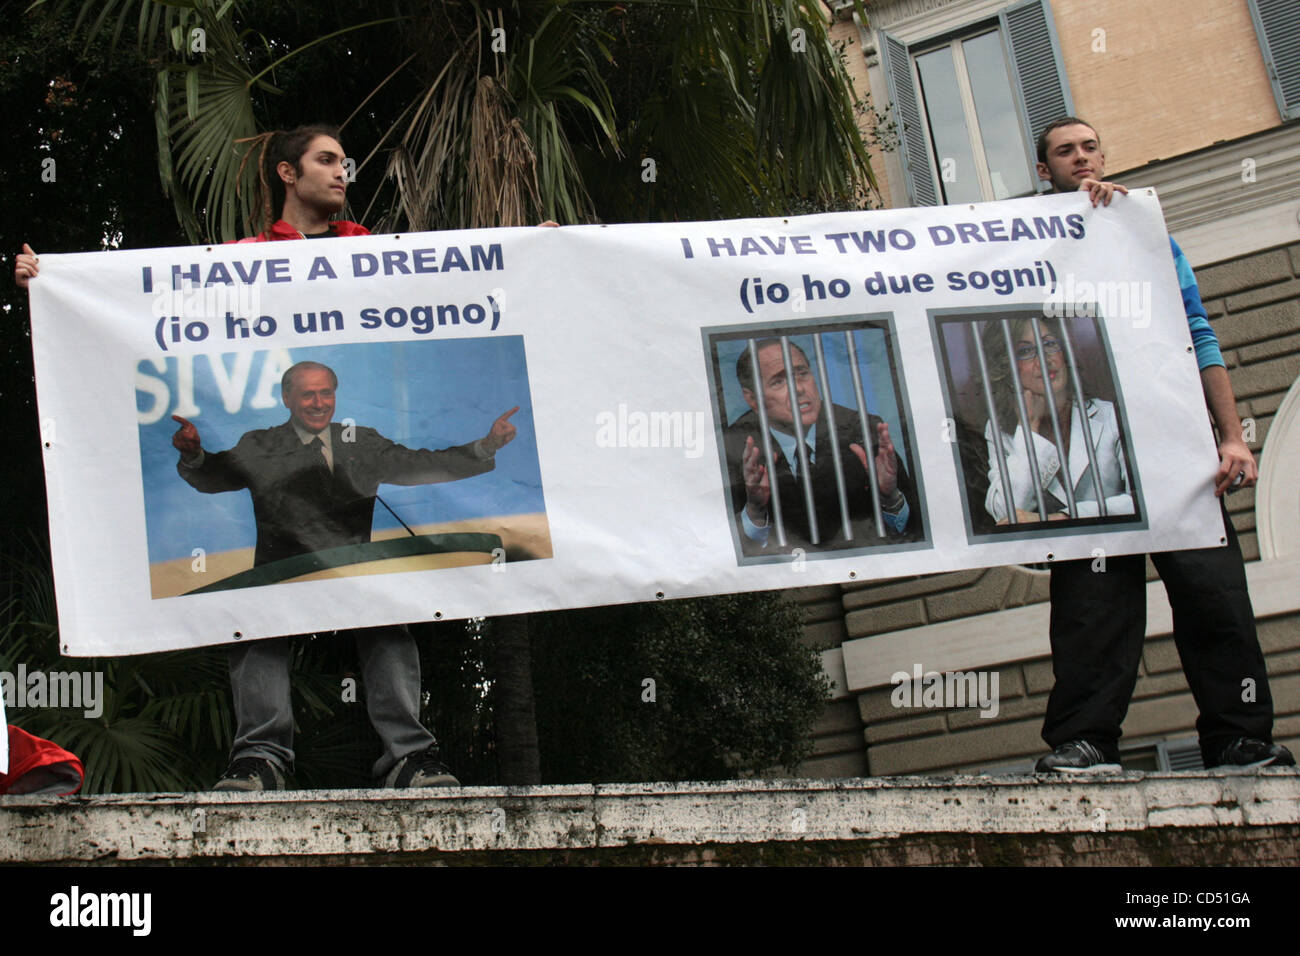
xmin=433 ymin=611 xmax=443 ymax=619
xmin=655 ymin=591 xmax=665 ymax=600
xmin=848 ymin=571 xmax=857 ymax=579
xmin=1046 ymin=553 xmax=1055 ymax=562
xmin=233 ymin=631 xmax=242 ymax=640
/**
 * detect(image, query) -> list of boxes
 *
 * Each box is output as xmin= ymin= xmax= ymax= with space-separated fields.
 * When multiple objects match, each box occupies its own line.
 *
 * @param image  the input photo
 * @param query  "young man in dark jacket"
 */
xmin=1030 ymin=117 xmax=1293 ymax=773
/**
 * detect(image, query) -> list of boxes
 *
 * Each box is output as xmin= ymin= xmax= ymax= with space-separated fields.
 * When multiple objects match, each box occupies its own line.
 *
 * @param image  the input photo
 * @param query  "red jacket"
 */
xmin=236 ymin=219 xmax=370 ymax=242
xmin=1 ymin=725 xmax=84 ymax=795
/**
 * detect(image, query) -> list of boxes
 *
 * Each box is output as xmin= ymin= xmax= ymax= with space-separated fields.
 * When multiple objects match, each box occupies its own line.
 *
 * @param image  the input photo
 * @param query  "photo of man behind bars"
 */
xmin=709 ymin=319 xmax=926 ymax=562
xmin=933 ymin=306 xmax=1143 ymax=541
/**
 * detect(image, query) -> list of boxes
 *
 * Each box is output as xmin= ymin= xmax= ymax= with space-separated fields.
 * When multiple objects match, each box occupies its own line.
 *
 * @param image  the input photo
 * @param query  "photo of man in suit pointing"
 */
xmin=172 ymin=359 xmax=519 ymax=567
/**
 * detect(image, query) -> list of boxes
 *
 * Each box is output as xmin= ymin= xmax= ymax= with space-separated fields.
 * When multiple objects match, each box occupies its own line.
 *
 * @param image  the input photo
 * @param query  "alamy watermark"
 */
xmin=1042 ymin=275 xmax=1153 ymax=329
xmin=1 ymin=664 xmax=104 ymax=718
xmin=151 ymin=280 xmax=264 ymax=328
xmin=49 ymin=886 xmax=151 ymax=936
xmin=595 ymin=403 xmax=707 ymax=459
xmin=890 ymin=663 xmax=999 ymax=718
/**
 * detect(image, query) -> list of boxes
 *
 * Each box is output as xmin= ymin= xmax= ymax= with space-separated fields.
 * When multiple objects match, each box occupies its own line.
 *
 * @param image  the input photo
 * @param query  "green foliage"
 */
xmin=33 ymin=0 xmax=413 ymax=241
xmin=530 ymin=593 xmax=830 ymax=782
xmin=1 ymin=537 xmax=224 ymax=792
xmin=34 ymin=0 xmax=878 ymax=236
xmin=1 ymin=2 xmax=188 ymax=548
xmin=1 ymin=8 xmax=203 ymax=792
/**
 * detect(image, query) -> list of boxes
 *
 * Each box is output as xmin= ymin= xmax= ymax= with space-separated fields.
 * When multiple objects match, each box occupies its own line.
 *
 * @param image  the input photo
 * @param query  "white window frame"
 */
xmin=909 ymin=26 xmax=1036 ymax=203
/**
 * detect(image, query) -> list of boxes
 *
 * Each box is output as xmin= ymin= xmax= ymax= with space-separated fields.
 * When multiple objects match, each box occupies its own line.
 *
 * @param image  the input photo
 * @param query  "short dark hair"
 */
xmin=282 ymin=361 xmax=338 ymax=395
xmin=734 ymin=338 xmax=808 ymax=393
xmin=1035 ymin=116 xmax=1098 ymax=164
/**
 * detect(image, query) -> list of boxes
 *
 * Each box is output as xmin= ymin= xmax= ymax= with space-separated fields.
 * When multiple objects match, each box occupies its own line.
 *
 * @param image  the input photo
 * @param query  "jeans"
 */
xmin=228 ymin=624 xmax=435 ymax=778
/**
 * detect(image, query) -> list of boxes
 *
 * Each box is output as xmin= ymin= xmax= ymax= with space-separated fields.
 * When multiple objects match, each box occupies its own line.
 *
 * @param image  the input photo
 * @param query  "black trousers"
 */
xmin=1044 ymin=502 xmax=1275 ymax=765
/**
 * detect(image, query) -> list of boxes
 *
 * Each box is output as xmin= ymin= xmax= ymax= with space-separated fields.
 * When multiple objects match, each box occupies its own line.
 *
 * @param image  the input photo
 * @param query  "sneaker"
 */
xmin=1213 ymin=737 xmax=1296 ymax=770
xmin=381 ymin=747 xmax=460 ymax=788
xmin=213 ymin=757 xmax=286 ymax=792
xmin=1035 ymin=740 xmax=1122 ymax=773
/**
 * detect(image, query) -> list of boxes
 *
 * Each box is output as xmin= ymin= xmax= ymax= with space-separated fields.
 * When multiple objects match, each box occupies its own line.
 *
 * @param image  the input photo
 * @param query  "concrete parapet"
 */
xmin=2 ymin=772 xmax=1296 ymax=865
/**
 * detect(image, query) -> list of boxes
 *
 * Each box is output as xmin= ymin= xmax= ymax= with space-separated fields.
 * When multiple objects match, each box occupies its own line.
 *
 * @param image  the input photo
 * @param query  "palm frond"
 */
xmin=468 ymin=76 xmax=542 ymax=228
xmin=56 ymin=715 xmax=194 ymax=793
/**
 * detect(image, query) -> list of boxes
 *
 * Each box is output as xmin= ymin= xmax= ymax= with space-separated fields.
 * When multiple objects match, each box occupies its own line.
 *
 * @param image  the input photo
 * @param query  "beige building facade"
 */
xmin=798 ymin=0 xmax=1300 ymax=775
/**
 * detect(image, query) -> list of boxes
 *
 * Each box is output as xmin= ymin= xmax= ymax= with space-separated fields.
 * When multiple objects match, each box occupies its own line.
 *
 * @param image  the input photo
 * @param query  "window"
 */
xmin=879 ymin=0 xmax=1073 ymax=206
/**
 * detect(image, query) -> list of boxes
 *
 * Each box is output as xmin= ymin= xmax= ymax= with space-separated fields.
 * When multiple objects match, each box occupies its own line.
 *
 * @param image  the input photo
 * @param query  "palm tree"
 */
xmin=43 ymin=0 xmax=876 ymax=238
xmin=33 ymin=0 xmax=875 ymax=787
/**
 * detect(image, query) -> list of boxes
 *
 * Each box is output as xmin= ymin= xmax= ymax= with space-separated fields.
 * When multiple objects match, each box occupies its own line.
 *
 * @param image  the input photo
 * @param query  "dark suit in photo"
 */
xmin=723 ymin=403 xmax=919 ymax=555
xmin=178 ymin=421 xmax=493 ymax=566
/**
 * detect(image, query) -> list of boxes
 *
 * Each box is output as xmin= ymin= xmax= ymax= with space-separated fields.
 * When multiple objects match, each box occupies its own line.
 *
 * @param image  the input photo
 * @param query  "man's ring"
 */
xmin=1231 ymin=471 xmax=1245 ymax=488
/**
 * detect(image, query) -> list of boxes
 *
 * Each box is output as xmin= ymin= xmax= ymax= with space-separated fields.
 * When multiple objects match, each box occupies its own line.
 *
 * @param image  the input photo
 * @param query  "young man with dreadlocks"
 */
xmin=16 ymin=125 xmax=506 ymax=791
xmin=236 ymin=124 xmax=370 ymax=243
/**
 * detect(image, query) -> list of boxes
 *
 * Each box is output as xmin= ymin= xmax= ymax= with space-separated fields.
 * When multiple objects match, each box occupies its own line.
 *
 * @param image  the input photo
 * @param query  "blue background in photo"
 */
xmin=137 ymin=337 xmax=543 ymax=563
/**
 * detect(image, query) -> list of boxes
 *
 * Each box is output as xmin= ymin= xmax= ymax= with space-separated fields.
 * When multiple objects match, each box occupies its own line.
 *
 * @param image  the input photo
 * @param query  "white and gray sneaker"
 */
xmin=381 ymin=748 xmax=460 ymax=788
xmin=1035 ymin=740 xmax=1122 ymax=773
xmin=213 ymin=757 xmax=287 ymax=791
xmin=1213 ymin=737 xmax=1296 ymax=771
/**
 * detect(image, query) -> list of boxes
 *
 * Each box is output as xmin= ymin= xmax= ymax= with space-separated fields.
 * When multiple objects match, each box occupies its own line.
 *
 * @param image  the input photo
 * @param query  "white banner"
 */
xmin=29 ymin=191 xmax=1225 ymax=655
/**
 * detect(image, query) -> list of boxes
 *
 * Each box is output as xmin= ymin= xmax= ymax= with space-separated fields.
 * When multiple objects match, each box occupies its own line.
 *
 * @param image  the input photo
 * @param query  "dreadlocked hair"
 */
xmin=235 ymin=124 xmax=342 ymax=239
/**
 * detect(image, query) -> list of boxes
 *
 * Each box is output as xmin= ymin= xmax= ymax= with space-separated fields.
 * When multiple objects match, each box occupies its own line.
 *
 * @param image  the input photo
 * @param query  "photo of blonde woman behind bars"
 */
xmin=932 ymin=308 xmax=1143 ymax=539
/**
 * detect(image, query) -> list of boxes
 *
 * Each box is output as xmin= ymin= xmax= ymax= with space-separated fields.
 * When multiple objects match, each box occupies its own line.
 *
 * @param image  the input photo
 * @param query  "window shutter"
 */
xmin=1249 ymin=0 xmax=1300 ymax=120
xmin=1000 ymin=0 xmax=1075 ymax=187
xmin=879 ymin=31 xmax=939 ymax=207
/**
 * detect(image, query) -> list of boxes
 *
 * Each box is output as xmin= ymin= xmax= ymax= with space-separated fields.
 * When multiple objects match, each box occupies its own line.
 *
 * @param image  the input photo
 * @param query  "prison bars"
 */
xmin=970 ymin=324 xmax=1016 ymax=524
xmin=813 ymin=334 xmax=854 ymax=542
xmin=746 ymin=332 xmax=888 ymax=547
xmin=1030 ymin=320 xmax=1077 ymax=518
xmin=747 ymin=338 xmax=787 ymax=547
xmin=1059 ymin=322 xmax=1108 ymax=517
xmin=845 ymin=331 xmax=889 ymax=540
xmin=779 ymin=336 xmax=820 ymax=545
xmin=974 ymin=318 xmax=1106 ymax=524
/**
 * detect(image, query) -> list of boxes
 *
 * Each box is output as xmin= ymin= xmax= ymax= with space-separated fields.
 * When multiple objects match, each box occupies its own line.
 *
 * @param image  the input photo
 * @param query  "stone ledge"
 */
xmin=2 ymin=772 xmax=1296 ymax=865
